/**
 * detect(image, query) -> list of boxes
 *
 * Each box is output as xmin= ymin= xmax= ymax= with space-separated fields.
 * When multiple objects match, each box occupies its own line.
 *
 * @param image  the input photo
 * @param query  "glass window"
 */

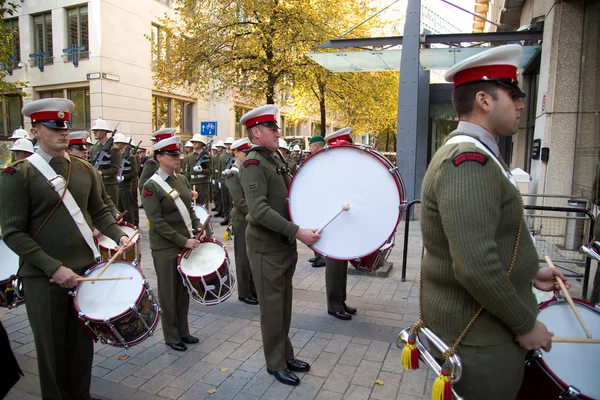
xmin=152 ymin=96 xmax=194 ymax=133
xmin=152 ymin=95 xmax=170 ymax=131
xmin=173 ymin=100 xmax=182 ymax=133
xmin=150 ymin=24 xmax=169 ymax=65
xmin=32 ymin=12 xmax=53 ymax=65
xmin=40 ymin=90 xmax=64 ymax=99
xmin=0 ymin=95 xmax=24 ymax=138
xmin=4 ymin=19 xmax=20 ymax=64
xmin=234 ymin=105 xmax=250 ymax=139
xmin=67 ymin=6 xmax=89 ymax=60
xmin=67 ymin=88 xmax=90 ymax=130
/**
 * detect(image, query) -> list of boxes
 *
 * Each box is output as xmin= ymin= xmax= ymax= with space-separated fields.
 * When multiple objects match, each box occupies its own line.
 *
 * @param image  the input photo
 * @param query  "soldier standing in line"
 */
xmin=90 ymin=118 xmax=121 ymax=209
xmin=142 ymin=135 xmax=202 ymax=352
xmin=323 ymin=129 xmax=357 ymax=321
xmin=291 ymin=144 xmax=301 ymax=164
xmin=184 ymin=140 xmax=193 ymax=156
xmin=183 ymin=134 xmax=212 ymax=207
xmin=212 ymin=140 xmax=225 ymax=217
xmin=219 ymin=137 xmax=235 ymax=226
xmin=0 ymin=99 xmax=131 ymax=400
xmin=9 ymin=138 xmax=34 ymax=161
xmin=225 ymin=137 xmax=258 ymax=306
xmin=278 ymin=139 xmax=297 ymax=175
xmin=239 ymin=104 xmax=319 ymax=386
xmin=138 ymin=128 xmax=176 ymax=194
xmin=114 ymin=133 xmax=135 ymax=225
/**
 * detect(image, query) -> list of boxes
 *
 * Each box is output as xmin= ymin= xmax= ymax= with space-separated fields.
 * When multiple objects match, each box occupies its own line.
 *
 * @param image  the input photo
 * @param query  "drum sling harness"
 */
xmin=149 ymin=174 xmax=194 ymax=237
xmin=27 ymin=153 xmax=101 ymax=261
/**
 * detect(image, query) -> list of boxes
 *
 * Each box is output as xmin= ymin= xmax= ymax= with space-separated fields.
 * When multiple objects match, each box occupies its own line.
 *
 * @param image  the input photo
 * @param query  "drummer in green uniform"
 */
xmin=239 ymin=104 xmax=320 ymax=386
xmin=0 ymin=98 xmax=131 ymax=400
xmin=90 ymin=118 xmax=121 ymax=208
xmin=225 ymin=137 xmax=258 ymax=306
xmin=183 ymin=133 xmax=212 ymax=207
xmin=138 ymin=128 xmax=176 ymax=194
xmin=114 ymin=133 xmax=136 ymax=225
xmin=142 ymin=135 xmax=202 ymax=352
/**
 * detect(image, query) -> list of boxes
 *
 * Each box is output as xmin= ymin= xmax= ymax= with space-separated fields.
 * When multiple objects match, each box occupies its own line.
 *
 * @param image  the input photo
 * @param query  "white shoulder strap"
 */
xmin=150 ymin=174 xmax=194 ymax=237
xmin=27 ymin=154 xmax=101 ymax=260
xmin=230 ymin=166 xmax=239 ymax=174
xmin=445 ymin=135 xmax=518 ymax=190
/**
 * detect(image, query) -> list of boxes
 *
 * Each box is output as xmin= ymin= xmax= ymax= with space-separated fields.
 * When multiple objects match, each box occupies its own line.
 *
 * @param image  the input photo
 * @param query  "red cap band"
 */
xmin=69 ymin=138 xmax=87 ymax=145
xmin=235 ymin=143 xmax=252 ymax=151
xmin=30 ymin=111 xmax=70 ymax=122
xmin=154 ymin=133 xmax=173 ymax=142
xmin=453 ymin=64 xmax=517 ymax=87
xmin=244 ymin=114 xmax=277 ymax=128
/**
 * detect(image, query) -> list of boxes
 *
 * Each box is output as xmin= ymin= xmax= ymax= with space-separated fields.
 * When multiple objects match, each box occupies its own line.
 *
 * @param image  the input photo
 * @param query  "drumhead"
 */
xmin=179 ymin=241 xmax=225 ymax=277
xmin=288 ymin=146 xmax=402 ymax=259
xmin=0 ymin=237 xmax=20 ymax=279
xmin=75 ymin=261 xmax=144 ymax=320
xmin=195 ymin=205 xmax=209 ymax=225
xmin=97 ymin=224 xmax=136 ymax=250
xmin=537 ymin=300 xmax=600 ymax=398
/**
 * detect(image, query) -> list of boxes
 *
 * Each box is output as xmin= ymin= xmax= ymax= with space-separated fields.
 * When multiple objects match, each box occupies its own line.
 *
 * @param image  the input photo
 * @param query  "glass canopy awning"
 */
xmin=306 ymin=46 xmax=541 ymax=73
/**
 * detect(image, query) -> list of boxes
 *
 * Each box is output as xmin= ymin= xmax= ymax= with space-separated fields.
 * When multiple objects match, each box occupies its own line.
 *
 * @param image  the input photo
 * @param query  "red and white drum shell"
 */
xmin=177 ymin=238 xmax=235 ymax=306
xmin=350 ymin=235 xmax=395 ymax=272
xmin=517 ymin=296 xmax=600 ymax=400
xmin=97 ymin=222 xmax=141 ymax=262
xmin=288 ymin=144 xmax=405 ymax=261
xmin=72 ymin=259 xmax=160 ymax=348
xmin=0 ymin=235 xmax=24 ymax=308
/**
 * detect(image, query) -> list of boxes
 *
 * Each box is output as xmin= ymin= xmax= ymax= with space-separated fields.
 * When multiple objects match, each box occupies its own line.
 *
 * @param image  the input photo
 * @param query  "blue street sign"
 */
xmin=200 ymin=121 xmax=217 ymax=136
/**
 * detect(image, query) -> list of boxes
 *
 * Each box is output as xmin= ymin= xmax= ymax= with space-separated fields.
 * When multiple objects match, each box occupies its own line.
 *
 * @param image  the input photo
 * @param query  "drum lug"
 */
xmin=131 ymin=304 xmax=152 ymax=333
xmin=132 ymin=259 xmax=139 ymax=269
xmin=104 ymin=318 xmax=128 ymax=349
xmin=559 ymin=386 xmax=580 ymax=399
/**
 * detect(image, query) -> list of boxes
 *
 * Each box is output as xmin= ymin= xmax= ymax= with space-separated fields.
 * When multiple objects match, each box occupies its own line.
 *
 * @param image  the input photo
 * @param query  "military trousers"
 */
xmin=190 ymin=181 xmax=211 ymax=209
xmin=212 ymin=181 xmax=222 ymax=213
xmin=247 ymin=245 xmax=297 ymax=371
xmin=130 ymin=179 xmax=140 ymax=227
xmin=233 ymin=218 xmax=255 ymax=298
xmin=118 ymin=182 xmax=135 ymax=225
xmin=104 ymin=182 xmax=119 ymax=210
xmin=23 ymin=277 xmax=94 ymax=400
xmin=326 ymin=259 xmax=348 ymax=312
xmin=152 ymin=247 xmax=190 ymax=344
xmin=220 ymin=180 xmax=231 ymax=219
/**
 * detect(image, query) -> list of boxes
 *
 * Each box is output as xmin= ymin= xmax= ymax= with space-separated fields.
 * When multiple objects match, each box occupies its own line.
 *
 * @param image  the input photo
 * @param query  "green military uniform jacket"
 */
xmin=0 ymin=150 xmax=125 ymax=277
xmin=239 ymin=147 xmax=299 ymax=253
xmin=138 ymin=158 xmax=158 ymax=194
xmin=286 ymin=157 xmax=297 ymax=175
xmin=212 ymin=153 xmax=221 ymax=182
xmin=142 ymin=168 xmax=201 ymax=251
xmin=219 ymin=151 xmax=233 ymax=181
xmin=420 ymin=121 xmax=539 ymax=346
xmin=225 ymin=163 xmax=247 ymax=222
xmin=183 ymin=151 xmax=212 ymax=185
xmin=90 ymin=141 xmax=121 ymax=183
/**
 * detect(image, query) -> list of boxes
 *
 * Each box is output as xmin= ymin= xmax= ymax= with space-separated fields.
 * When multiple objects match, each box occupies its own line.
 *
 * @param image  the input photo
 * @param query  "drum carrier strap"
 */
xmin=150 ymin=174 xmax=194 ymax=237
xmin=402 ymin=134 xmax=525 ymax=400
xmin=27 ymin=154 xmax=101 ymax=261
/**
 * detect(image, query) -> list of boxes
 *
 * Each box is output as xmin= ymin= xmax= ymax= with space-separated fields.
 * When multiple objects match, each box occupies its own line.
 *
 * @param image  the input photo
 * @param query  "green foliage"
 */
xmin=0 ymin=1 xmax=28 ymax=97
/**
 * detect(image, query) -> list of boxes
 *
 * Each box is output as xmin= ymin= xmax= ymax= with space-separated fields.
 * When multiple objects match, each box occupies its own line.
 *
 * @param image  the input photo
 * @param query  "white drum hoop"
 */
xmin=288 ymin=145 xmax=405 ymax=260
xmin=97 ymin=223 xmax=140 ymax=252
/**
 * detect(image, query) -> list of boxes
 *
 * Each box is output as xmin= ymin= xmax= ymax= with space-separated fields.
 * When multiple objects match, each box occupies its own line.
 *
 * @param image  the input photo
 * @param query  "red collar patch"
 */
xmin=143 ymin=188 xmax=153 ymax=197
xmin=452 ymin=152 xmax=488 ymax=167
xmin=227 ymin=173 xmax=234 ymax=179
xmin=244 ymin=159 xmax=259 ymax=167
xmin=2 ymin=167 xmax=16 ymax=175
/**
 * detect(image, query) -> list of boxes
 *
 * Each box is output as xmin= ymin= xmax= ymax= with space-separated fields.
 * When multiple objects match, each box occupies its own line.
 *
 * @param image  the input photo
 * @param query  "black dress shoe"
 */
xmin=211 ymin=207 xmax=217 ymax=211
xmin=287 ymin=359 xmax=310 ymax=372
xmin=220 ymin=219 xmax=230 ymax=226
xmin=239 ymin=296 xmax=259 ymax=305
xmin=308 ymin=256 xmax=319 ymax=263
xmin=167 ymin=342 xmax=187 ymax=351
xmin=267 ymin=369 xmax=300 ymax=386
xmin=311 ymin=260 xmax=325 ymax=268
xmin=328 ymin=311 xmax=352 ymax=320
xmin=343 ymin=303 xmax=357 ymax=315
xmin=181 ymin=335 xmax=199 ymax=344
xmin=214 ymin=213 xmax=223 ymax=218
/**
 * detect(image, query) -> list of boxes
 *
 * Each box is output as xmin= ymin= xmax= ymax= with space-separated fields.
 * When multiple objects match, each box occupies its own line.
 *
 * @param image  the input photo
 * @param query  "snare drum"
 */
xmin=195 ymin=204 xmax=213 ymax=238
xmin=517 ymin=297 xmax=600 ymax=399
xmin=97 ymin=222 xmax=141 ymax=262
xmin=0 ymin=236 xmax=24 ymax=308
xmin=350 ymin=235 xmax=395 ymax=272
xmin=177 ymin=238 xmax=235 ymax=306
xmin=288 ymin=145 xmax=405 ymax=260
xmin=73 ymin=260 xmax=160 ymax=348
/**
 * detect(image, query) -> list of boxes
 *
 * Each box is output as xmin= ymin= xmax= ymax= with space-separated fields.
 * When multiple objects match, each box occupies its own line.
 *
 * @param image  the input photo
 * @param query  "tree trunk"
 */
xmin=318 ymin=78 xmax=326 ymax=136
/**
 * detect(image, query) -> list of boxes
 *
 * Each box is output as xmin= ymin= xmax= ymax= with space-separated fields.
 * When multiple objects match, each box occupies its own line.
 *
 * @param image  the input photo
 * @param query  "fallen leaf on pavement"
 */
xmin=118 ymin=355 xmax=129 ymax=360
xmin=220 ymin=367 xmax=228 ymax=372
xmin=375 ymin=379 xmax=385 ymax=385
xmin=208 ymin=388 xmax=217 ymax=394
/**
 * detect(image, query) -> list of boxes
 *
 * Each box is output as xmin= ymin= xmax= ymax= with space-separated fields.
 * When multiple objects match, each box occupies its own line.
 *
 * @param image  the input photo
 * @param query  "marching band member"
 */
xmin=90 ymin=117 xmax=121 ymax=208
xmin=9 ymin=138 xmax=34 ymax=161
xmin=142 ymin=135 xmax=202 ymax=351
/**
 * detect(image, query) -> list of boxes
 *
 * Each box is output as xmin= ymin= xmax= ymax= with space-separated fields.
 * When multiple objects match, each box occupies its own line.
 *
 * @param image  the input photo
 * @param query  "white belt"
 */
xmin=150 ymin=174 xmax=194 ymax=237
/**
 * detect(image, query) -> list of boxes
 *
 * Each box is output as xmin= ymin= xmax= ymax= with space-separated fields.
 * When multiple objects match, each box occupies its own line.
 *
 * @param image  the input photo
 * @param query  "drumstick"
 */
xmin=552 ymin=337 xmax=600 ymax=344
xmin=50 ymin=276 xmax=133 ymax=283
xmin=183 ymin=215 xmax=212 ymax=259
xmin=544 ymin=256 xmax=593 ymax=339
xmin=316 ymin=204 xmax=350 ymax=235
xmin=95 ymin=229 xmax=140 ymax=279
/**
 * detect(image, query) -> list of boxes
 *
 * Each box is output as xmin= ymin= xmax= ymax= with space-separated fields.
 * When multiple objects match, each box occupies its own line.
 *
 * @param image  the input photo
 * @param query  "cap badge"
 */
xmin=58 ymin=111 xmax=65 ymax=118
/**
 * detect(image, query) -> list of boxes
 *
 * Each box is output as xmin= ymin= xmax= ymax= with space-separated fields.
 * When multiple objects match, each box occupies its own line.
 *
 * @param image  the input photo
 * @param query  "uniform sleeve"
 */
xmin=226 ymin=172 xmax=248 ymax=216
xmin=138 ymin=160 xmax=155 ymax=194
xmin=95 ymin=172 xmax=118 ymax=216
xmin=240 ymin=163 xmax=299 ymax=238
xmin=100 ymin=147 xmax=121 ymax=178
xmin=142 ymin=180 xmax=189 ymax=247
xmin=0 ymin=168 xmax=63 ymax=276
xmin=88 ymin=166 xmax=126 ymax=244
xmin=435 ymin=157 xmax=537 ymax=336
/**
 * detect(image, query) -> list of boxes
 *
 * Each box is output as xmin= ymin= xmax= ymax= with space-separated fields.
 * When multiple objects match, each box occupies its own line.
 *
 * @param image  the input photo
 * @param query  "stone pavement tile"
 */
xmin=139 ymin=373 xmax=176 ymax=394
xmin=200 ymin=358 xmax=242 ymax=386
xmin=91 ymin=354 xmax=107 ymax=367
xmin=229 ymin=339 xmax=263 ymax=361
xmin=158 ymin=386 xmax=185 ymax=400
xmin=351 ymin=337 xmax=372 ymax=346
xmin=119 ymin=375 xmax=146 ymax=389
xmin=233 ymin=393 xmax=260 ymax=400
xmin=322 ymin=363 xmax=357 ymax=394
xmin=14 ymin=333 xmax=35 ymax=345
xmin=91 ymin=365 xmax=110 ymax=378
xmin=240 ymin=367 xmax=275 ymax=397
xmin=126 ymin=342 xmax=168 ymax=366
xmin=398 ymin=373 xmax=426 ymax=397
xmin=207 ymin=369 xmax=255 ymax=400
xmin=168 ymin=360 xmax=215 ymax=391
xmin=381 ymin=349 xmax=404 ymax=374
xmin=97 ymin=346 xmax=145 ymax=370
xmin=309 ymin=351 xmax=341 ymax=378
xmin=260 ymin=380 xmax=294 ymax=400
xmin=178 ymin=381 xmax=215 ymax=400
xmin=287 ymin=375 xmax=325 ymax=400
xmin=298 ymin=336 xmax=329 ymax=359
xmin=238 ymin=348 xmax=266 ymax=373
xmin=189 ymin=313 xmax=220 ymax=329
xmin=314 ymin=332 xmax=334 ymax=340
xmin=350 ymin=359 xmax=382 ymax=387
xmin=13 ymin=342 xmax=36 ymax=355
xmin=323 ymin=334 xmax=351 ymax=354
xmin=315 ymin=389 xmax=344 ymax=400
xmin=163 ymin=349 xmax=207 ymax=375
xmin=5 ymin=390 xmax=40 ymax=400
xmin=4 ymin=318 xmax=30 ymax=334
xmin=339 ymin=344 xmax=368 ymax=367
xmin=219 ymin=318 xmax=252 ymax=336
xmin=381 ymin=283 xmax=399 ymax=295
xmin=365 ymin=310 xmax=403 ymax=321
xmin=290 ymin=329 xmax=315 ymax=348
xmin=202 ymin=341 xmax=241 ymax=364
xmin=401 ymin=314 xmax=419 ymax=323
xmin=133 ymin=352 xmax=180 ymax=379
xmin=302 ymin=308 xmax=326 ymax=317
xmin=376 ymin=293 xmax=393 ymax=300
xmin=363 ymin=341 xmax=390 ymax=363
xmin=375 ymin=318 xmax=405 ymax=328
xmin=103 ymin=362 xmax=140 ymax=383
xmin=194 ymin=318 xmax=232 ymax=337
xmin=370 ymin=370 xmax=402 ymax=399
xmin=344 ymin=384 xmax=372 ymax=400
xmin=228 ymin=324 xmax=261 ymax=345
xmin=193 ymin=334 xmax=228 ymax=353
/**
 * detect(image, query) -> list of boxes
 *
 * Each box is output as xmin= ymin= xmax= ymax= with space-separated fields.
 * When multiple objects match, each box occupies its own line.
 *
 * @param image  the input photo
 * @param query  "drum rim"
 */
xmin=96 ymin=222 xmax=139 ymax=250
xmin=73 ymin=259 xmax=146 ymax=322
xmin=534 ymin=296 xmax=599 ymax=399
xmin=177 ymin=238 xmax=230 ymax=278
xmin=287 ymin=145 xmax=404 ymax=261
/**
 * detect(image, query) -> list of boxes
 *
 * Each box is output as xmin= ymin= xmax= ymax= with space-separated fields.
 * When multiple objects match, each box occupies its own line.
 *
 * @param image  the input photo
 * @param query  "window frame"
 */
xmin=152 ymin=95 xmax=194 ymax=135
xmin=31 ymin=12 xmax=53 ymax=65
xmin=4 ymin=18 xmax=20 ymax=65
xmin=65 ymin=5 xmax=89 ymax=61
